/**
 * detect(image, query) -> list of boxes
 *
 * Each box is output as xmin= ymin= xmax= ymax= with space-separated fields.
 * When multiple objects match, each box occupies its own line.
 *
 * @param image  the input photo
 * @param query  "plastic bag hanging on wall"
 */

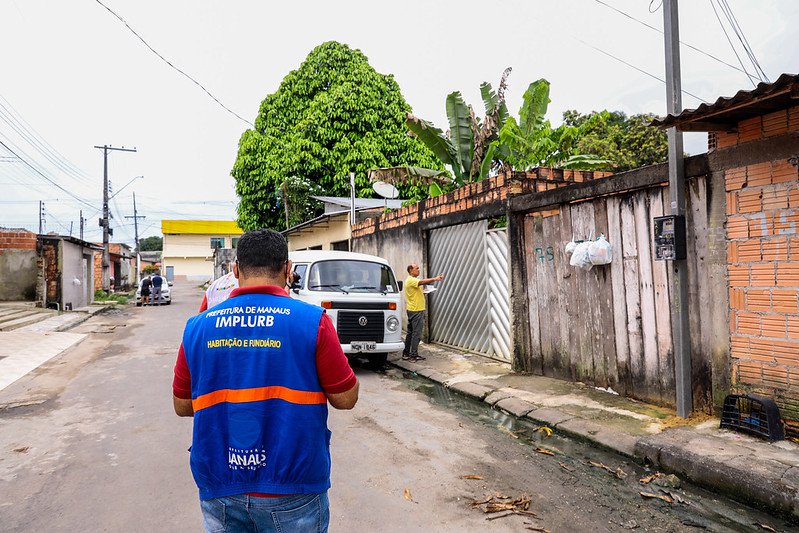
xmin=588 ymin=234 xmax=613 ymax=265
xmin=569 ymin=241 xmax=593 ymax=270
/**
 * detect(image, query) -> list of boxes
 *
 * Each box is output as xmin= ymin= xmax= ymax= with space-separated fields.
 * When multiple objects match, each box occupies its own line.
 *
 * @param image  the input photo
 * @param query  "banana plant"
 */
xmin=406 ymin=68 xmax=512 ymax=194
xmin=493 ymin=79 xmax=611 ymax=170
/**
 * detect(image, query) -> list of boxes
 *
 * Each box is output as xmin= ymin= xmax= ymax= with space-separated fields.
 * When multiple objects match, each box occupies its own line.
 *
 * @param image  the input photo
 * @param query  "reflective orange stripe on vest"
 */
xmin=193 ymin=386 xmax=327 ymax=412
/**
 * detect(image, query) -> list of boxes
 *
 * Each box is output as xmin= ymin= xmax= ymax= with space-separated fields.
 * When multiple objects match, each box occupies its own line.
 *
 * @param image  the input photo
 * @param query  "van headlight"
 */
xmin=386 ymin=315 xmax=399 ymax=332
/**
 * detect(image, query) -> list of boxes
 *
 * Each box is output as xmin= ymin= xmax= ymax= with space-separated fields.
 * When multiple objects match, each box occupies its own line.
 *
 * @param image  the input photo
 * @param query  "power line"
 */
xmin=573 ymin=37 xmax=707 ymax=104
xmin=93 ymin=0 xmax=254 ymax=128
xmin=716 ymin=0 xmax=768 ymax=82
xmin=0 ymin=92 xmax=93 ymax=184
xmin=708 ymin=0 xmax=758 ymax=86
xmin=0 ymin=138 xmax=97 ymax=209
xmin=591 ymin=0 xmax=751 ymax=77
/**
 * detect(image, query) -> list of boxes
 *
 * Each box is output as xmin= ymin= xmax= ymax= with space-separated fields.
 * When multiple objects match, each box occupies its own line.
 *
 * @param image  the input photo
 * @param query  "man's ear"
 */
xmin=233 ymin=261 xmax=240 ymax=280
xmin=285 ymin=259 xmax=293 ymax=280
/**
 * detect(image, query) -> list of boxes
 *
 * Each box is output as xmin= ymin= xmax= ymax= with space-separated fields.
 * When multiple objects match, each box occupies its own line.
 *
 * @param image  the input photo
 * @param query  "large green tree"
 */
xmin=138 ymin=236 xmax=162 ymax=251
xmin=232 ymin=41 xmax=442 ymax=230
xmin=562 ymin=110 xmax=668 ymax=172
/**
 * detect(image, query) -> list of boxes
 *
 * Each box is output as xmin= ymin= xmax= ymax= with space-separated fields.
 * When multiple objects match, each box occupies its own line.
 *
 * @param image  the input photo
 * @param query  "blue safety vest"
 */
xmin=182 ymin=289 xmax=329 ymax=500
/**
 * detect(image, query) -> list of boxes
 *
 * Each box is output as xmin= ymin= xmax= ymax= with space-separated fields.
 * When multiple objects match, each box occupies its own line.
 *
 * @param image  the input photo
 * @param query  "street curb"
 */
xmin=56 ymin=305 xmax=114 ymax=332
xmin=390 ymin=357 xmax=799 ymax=519
xmin=635 ymin=430 xmax=799 ymax=518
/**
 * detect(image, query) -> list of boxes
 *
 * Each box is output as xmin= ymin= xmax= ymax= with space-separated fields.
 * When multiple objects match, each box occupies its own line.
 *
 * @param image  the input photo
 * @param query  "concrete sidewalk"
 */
xmin=393 ymin=343 xmax=799 ymax=519
xmin=0 ymin=304 xmax=113 ymax=393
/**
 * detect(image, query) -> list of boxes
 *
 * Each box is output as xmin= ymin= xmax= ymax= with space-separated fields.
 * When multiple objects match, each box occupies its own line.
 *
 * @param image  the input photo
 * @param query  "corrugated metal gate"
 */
xmin=428 ymin=221 xmax=511 ymax=362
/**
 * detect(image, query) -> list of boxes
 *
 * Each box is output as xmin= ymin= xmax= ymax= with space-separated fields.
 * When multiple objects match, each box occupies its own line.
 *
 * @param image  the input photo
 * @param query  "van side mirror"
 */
xmin=398 ymin=281 xmax=403 ymax=291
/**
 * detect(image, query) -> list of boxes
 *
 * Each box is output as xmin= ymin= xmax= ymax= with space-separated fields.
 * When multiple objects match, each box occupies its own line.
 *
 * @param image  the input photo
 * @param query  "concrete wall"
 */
xmin=163 ymin=233 xmax=239 ymax=281
xmin=60 ymin=241 xmax=93 ymax=309
xmin=0 ymin=229 xmax=39 ymax=301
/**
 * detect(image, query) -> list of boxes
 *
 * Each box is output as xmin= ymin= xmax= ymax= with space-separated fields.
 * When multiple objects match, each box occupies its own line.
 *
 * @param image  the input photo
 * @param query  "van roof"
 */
xmin=289 ymin=250 xmax=390 ymax=265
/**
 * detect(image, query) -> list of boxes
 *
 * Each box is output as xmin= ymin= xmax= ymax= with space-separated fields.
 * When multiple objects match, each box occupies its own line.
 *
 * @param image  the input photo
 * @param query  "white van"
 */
xmin=288 ymin=250 xmax=404 ymax=367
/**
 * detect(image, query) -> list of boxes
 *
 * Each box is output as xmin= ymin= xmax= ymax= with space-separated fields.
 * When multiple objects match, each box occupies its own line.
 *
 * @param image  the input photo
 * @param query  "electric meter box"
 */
xmin=653 ymin=215 xmax=686 ymax=261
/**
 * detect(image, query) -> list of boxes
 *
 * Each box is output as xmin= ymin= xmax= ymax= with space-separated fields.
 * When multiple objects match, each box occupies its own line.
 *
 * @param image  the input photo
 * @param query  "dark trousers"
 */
xmin=403 ymin=311 xmax=425 ymax=356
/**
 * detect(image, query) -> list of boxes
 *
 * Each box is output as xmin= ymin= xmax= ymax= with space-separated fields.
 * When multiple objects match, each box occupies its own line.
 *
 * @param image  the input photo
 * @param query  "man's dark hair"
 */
xmin=407 ymin=264 xmax=415 ymax=273
xmin=235 ymin=229 xmax=288 ymax=276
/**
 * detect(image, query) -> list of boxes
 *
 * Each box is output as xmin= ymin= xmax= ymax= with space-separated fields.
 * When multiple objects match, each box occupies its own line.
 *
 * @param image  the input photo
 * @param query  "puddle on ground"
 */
xmin=390 ymin=369 xmax=798 ymax=532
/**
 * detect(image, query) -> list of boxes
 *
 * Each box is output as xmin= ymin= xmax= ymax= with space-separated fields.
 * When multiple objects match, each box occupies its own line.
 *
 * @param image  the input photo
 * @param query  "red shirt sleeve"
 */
xmin=198 ymin=294 xmax=208 ymax=313
xmin=315 ymin=312 xmax=357 ymax=394
xmin=172 ymin=343 xmax=192 ymax=399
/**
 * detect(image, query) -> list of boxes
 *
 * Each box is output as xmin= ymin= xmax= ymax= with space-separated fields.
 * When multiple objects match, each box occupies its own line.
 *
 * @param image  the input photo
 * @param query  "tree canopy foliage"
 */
xmin=138 ymin=236 xmax=162 ymax=251
xmin=562 ymin=110 xmax=668 ymax=172
xmin=232 ymin=41 xmax=442 ymax=230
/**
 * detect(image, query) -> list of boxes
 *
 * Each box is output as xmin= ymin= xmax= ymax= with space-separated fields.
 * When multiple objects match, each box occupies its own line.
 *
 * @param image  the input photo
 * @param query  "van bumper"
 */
xmin=342 ymin=341 xmax=404 ymax=354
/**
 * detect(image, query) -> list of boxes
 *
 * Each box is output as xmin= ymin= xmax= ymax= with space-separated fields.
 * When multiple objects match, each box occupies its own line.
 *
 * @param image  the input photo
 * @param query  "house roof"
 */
xmin=311 ymin=196 xmax=405 ymax=210
xmin=40 ymin=234 xmax=103 ymax=250
xmin=652 ymin=73 xmax=799 ymax=132
xmin=161 ymin=220 xmax=243 ymax=235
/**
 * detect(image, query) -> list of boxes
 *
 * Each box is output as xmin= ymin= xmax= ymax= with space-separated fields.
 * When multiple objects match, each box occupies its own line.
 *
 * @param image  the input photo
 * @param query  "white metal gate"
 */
xmin=428 ymin=221 xmax=511 ymax=362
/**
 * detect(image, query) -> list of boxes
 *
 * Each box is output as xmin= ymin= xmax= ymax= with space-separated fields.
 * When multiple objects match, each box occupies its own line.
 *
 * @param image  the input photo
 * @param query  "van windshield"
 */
xmin=308 ymin=260 xmax=398 ymax=294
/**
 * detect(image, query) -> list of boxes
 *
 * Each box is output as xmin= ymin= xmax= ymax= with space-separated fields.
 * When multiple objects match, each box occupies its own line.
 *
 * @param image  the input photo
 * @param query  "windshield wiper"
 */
xmin=310 ymin=284 xmax=349 ymax=294
xmin=347 ymin=286 xmax=387 ymax=295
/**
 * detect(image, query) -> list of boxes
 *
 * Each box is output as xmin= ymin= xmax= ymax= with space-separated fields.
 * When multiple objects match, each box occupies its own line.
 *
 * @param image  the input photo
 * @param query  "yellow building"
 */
xmin=161 ymin=220 xmax=243 ymax=282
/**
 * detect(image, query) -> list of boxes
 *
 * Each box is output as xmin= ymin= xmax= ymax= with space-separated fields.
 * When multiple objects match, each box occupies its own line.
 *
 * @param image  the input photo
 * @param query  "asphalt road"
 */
xmin=0 ymin=281 xmax=787 ymax=532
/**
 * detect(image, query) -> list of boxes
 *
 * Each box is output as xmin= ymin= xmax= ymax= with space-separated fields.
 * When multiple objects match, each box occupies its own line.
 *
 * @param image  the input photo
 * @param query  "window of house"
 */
xmin=232 ymin=238 xmax=240 ymax=249
xmin=210 ymin=238 xmax=225 ymax=249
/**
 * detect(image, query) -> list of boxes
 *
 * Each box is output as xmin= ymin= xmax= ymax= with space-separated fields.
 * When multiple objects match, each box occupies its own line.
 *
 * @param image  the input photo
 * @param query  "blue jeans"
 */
xmin=200 ymin=493 xmax=329 ymax=533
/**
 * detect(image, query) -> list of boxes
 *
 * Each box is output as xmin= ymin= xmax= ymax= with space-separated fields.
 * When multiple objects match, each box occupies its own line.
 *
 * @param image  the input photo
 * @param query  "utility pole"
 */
xmin=38 ymin=201 xmax=44 ymax=234
xmin=69 ymin=221 xmax=73 ymax=236
xmin=663 ymin=0 xmax=692 ymax=417
xmin=125 ymin=192 xmax=145 ymax=285
xmin=79 ymin=210 xmax=84 ymax=240
xmin=94 ymin=144 xmax=136 ymax=293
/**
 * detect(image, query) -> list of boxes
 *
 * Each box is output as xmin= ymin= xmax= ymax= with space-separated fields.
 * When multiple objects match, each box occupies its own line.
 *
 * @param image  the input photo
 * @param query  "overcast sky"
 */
xmin=1 ymin=0 xmax=797 ymax=247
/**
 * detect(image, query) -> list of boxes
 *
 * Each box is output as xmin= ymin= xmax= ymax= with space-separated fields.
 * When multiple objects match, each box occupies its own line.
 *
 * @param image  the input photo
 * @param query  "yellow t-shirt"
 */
xmin=405 ymin=276 xmax=425 ymax=312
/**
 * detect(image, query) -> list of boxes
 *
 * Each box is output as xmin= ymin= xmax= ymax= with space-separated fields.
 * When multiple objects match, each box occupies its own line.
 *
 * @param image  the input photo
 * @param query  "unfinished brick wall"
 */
xmin=94 ymin=251 xmax=102 ymax=291
xmin=0 ymin=228 xmax=37 ymax=250
xmin=724 ymin=105 xmax=799 ymax=419
xmin=351 ymin=168 xmax=608 ymax=238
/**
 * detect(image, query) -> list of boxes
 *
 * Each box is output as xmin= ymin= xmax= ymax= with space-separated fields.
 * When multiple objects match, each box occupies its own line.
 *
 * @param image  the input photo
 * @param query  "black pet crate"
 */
xmin=719 ymin=394 xmax=784 ymax=441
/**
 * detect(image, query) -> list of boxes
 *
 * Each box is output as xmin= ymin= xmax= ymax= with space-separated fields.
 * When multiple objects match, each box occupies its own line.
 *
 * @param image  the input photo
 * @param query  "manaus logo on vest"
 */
xmin=228 ymin=447 xmax=267 ymax=471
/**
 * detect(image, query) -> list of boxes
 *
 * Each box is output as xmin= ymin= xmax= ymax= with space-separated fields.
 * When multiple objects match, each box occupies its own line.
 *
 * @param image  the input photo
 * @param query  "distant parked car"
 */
xmin=135 ymin=277 xmax=172 ymax=306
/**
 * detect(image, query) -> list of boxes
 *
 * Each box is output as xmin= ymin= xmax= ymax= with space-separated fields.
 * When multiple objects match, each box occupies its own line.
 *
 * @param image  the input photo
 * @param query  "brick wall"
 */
xmin=42 ymin=242 xmax=58 ymax=302
xmin=351 ymin=168 xmax=607 ymax=238
xmin=725 ymin=105 xmax=799 ymax=413
xmin=94 ymin=251 xmax=102 ymax=291
xmin=0 ymin=228 xmax=37 ymax=250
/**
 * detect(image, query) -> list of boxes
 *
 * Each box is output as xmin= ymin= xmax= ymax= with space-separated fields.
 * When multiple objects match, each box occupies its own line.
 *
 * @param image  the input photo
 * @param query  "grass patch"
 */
xmin=94 ymin=290 xmax=131 ymax=305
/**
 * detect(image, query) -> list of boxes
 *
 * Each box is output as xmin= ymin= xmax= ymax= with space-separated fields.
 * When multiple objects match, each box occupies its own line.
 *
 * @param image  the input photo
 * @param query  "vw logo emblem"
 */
xmin=358 ymin=316 xmax=368 ymax=326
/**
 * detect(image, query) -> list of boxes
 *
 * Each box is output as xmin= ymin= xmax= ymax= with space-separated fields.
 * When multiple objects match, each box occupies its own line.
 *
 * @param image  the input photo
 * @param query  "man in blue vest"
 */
xmin=173 ymin=228 xmax=359 ymax=533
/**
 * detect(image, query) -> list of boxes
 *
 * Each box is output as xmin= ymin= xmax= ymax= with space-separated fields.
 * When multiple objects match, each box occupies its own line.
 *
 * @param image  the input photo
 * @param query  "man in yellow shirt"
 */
xmin=402 ymin=263 xmax=444 ymax=361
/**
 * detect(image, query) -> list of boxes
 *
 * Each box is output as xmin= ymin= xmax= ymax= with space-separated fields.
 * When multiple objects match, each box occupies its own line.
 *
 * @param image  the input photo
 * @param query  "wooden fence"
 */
xmin=521 ymin=173 xmax=729 ymax=410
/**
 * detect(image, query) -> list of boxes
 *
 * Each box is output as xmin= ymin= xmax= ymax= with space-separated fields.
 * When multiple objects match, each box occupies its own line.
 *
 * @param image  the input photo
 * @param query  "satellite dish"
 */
xmin=372 ymin=181 xmax=399 ymax=199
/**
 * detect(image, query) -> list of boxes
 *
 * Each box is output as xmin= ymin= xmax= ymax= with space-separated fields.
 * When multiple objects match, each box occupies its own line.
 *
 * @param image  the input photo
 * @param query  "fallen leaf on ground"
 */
xmin=462 ymin=475 xmax=483 ymax=480
xmin=535 ymin=448 xmax=555 ymax=456
xmin=537 ymin=426 xmax=553 ymax=437
xmin=640 ymin=472 xmax=664 ymax=484
xmin=640 ymin=491 xmax=673 ymax=504
xmin=615 ymin=467 xmax=628 ymax=479
xmin=558 ymin=462 xmax=575 ymax=472
xmin=403 ymin=488 xmax=415 ymax=503
xmin=525 ymin=527 xmax=551 ymax=532
xmin=12 ymin=447 xmax=30 ymax=453
xmin=473 ymin=493 xmax=534 ymax=518
xmin=757 ymin=524 xmax=776 ymax=532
